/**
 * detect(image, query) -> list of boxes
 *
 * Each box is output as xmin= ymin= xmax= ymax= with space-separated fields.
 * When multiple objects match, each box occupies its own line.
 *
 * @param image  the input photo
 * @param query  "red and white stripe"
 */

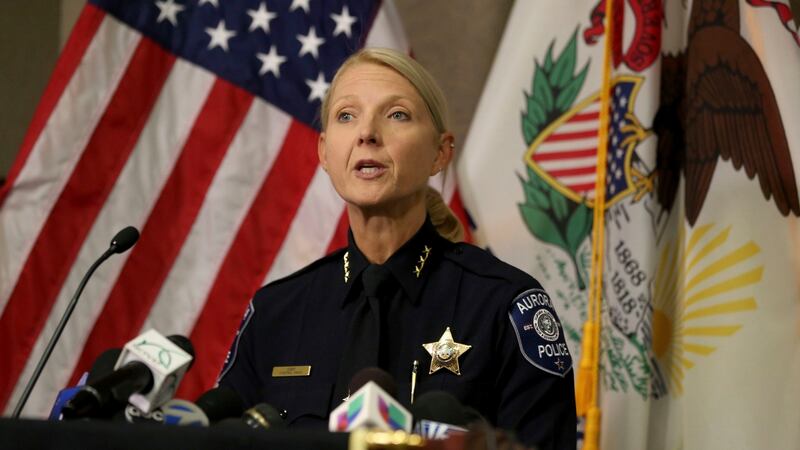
xmin=531 ymin=100 xmax=600 ymax=198
xmin=0 ymin=1 xmax=474 ymax=418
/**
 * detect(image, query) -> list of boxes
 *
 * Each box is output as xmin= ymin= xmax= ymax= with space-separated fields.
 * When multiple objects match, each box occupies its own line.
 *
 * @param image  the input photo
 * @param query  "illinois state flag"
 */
xmin=0 ymin=0 xmax=418 ymax=418
xmin=458 ymin=0 xmax=800 ymax=448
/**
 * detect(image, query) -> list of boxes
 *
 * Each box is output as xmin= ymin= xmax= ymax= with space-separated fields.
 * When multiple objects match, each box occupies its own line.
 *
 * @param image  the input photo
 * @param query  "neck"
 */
xmin=347 ymin=199 xmax=427 ymax=264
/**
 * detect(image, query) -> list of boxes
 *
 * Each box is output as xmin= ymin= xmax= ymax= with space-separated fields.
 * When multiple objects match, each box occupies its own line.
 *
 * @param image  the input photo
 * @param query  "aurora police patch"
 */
xmin=508 ymin=288 xmax=572 ymax=377
xmin=216 ymin=300 xmax=255 ymax=384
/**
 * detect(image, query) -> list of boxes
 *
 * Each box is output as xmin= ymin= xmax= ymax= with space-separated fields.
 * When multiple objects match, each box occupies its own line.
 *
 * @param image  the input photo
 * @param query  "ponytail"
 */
xmin=425 ymin=187 xmax=464 ymax=243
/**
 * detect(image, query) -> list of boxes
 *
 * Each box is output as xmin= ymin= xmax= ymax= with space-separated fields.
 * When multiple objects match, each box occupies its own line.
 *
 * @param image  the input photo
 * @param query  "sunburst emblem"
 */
xmin=651 ymin=223 xmax=762 ymax=395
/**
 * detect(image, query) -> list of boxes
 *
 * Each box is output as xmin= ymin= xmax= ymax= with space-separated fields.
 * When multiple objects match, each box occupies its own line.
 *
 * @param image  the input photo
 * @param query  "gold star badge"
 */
xmin=422 ymin=327 xmax=471 ymax=375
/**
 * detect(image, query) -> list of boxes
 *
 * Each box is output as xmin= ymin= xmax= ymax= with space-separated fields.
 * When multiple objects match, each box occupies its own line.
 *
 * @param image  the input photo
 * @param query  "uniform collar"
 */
xmin=340 ymin=217 xmax=441 ymax=307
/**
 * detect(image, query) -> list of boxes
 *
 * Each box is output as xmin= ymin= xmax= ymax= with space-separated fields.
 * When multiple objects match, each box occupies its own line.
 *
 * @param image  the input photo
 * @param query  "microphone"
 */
xmin=348 ymin=367 xmax=398 ymax=399
xmin=410 ymin=391 xmax=470 ymax=440
xmin=109 ymin=226 xmax=139 ymax=254
xmin=85 ymin=348 xmax=124 ymax=385
xmin=161 ymin=399 xmax=210 ymax=427
xmin=242 ymin=403 xmax=286 ymax=430
xmin=195 ymin=387 xmax=244 ymax=424
xmin=49 ymin=348 xmax=122 ymax=420
xmin=62 ymin=331 xmax=194 ymax=419
xmin=11 ymin=226 xmax=140 ymax=418
xmin=328 ymin=367 xmax=411 ymax=432
xmin=158 ymin=386 xmax=244 ymax=427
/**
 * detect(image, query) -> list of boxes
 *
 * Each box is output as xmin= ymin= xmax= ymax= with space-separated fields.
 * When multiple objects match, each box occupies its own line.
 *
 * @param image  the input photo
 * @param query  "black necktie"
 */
xmin=334 ymin=264 xmax=393 ymax=402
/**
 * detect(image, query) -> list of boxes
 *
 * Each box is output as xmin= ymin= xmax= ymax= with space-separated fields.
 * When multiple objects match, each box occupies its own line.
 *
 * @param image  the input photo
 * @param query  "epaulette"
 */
xmin=259 ymin=247 xmax=347 ymax=291
xmin=442 ymin=242 xmax=541 ymax=287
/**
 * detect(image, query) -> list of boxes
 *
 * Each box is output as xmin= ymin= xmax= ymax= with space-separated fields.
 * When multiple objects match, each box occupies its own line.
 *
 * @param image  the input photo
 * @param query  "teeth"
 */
xmin=360 ymin=167 xmax=379 ymax=174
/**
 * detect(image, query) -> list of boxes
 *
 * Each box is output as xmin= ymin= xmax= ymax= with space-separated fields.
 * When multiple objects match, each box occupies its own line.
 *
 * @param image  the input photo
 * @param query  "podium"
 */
xmin=0 ymin=418 xmax=347 ymax=450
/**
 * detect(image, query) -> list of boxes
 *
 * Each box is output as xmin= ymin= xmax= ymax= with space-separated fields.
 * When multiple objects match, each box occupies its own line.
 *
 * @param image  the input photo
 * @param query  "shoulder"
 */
xmin=442 ymin=241 xmax=543 ymax=290
xmin=253 ymin=248 xmax=346 ymax=301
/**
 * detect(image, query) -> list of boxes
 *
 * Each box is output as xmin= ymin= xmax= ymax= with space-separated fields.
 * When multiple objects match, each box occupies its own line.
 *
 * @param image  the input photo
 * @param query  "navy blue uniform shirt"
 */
xmin=218 ymin=218 xmax=576 ymax=449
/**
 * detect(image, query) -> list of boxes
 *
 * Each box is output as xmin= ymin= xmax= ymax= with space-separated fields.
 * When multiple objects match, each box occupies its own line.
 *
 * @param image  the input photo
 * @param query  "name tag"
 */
xmin=271 ymin=365 xmax=312 ymax=377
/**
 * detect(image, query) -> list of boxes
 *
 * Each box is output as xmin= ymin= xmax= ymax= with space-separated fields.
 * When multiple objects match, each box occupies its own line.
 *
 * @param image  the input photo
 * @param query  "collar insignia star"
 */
xmin=343 ymin=251 xmax=350 ymax=283
xmin=413 ymin=245 xmax=431 ymax=278
xmin=422 ymin=327 xmax=471 ymax=375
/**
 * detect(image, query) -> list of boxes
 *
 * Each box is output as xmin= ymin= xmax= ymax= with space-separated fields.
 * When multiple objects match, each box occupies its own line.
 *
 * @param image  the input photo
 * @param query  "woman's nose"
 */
xmin=358 ymin=116 xmax=381 ymax=146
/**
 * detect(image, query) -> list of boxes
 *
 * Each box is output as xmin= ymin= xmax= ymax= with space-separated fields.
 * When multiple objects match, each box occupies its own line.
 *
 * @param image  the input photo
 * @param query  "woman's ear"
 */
xmin=318 ymin=132 xmax=328 ymax=172
xmin=431 ymin=132 xmax=455 ymax=175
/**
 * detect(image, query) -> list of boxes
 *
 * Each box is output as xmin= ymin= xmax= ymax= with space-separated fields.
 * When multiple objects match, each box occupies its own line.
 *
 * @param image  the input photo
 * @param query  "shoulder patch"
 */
xmin=508 ymin=288 xmax=572 ymax=377
xmin=216 ymin=300 xmax=255 ymax=384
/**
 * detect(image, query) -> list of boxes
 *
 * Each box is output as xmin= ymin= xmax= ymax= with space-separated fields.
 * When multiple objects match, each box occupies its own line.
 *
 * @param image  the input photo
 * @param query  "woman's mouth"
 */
xmin=354 ymin=160 xmax=387 ymax=178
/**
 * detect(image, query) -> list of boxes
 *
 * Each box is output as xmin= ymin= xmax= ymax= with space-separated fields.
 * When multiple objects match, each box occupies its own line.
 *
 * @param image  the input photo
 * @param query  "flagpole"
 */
xmin=576 ymin=0 xmax=615 ymax=448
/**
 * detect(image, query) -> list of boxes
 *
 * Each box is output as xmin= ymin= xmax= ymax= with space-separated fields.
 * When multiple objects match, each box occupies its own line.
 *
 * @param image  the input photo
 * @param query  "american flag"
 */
xmin=0 ymin=0 xmax=464 ymax=417
xmin=528 ymin=79 xmax=636 ymax=203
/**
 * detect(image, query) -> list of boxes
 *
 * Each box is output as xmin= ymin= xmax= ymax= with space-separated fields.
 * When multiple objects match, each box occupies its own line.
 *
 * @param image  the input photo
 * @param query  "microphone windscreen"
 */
xmin=349 ymin=367 xmax=397 ymax=398
xmin=195 ymin=387 xmax=244 ymax=423
xmin=166 ymin=335 xmax=196 ymax=368
xmin=110 ymin=226 xmax=139 ymax=254
xmin=86 ymin=348 xmax=121 ymax=385
xmin=411 ymin=391 xmax=469 ymax=427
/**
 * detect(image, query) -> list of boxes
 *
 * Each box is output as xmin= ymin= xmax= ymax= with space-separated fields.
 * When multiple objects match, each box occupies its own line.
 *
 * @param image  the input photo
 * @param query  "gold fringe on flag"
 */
xmin=576 ymin=0 xmax=616 ymax=448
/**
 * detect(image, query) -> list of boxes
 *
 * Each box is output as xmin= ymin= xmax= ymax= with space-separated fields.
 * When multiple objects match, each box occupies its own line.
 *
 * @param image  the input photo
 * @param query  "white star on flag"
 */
xmin=247 ymin=2 xmax=277 ymax=33
xmin=290 ymin=0 xmax=310 ymax=13
xmin=306 ymin=72 xmax=330 ymax=102
xmin=206 ymin=20 xmax=236 ymax=51
xmin=155 ymin=0 xmax=185 ymax=26
xmin=330 ymin=6 xmax=357 ymax=37
xmin=198 ymin=0 xmax=219 ymax=7
xmin=257 ymin=46 xmax=287 ymax=77
xmin=297 ymin=27 xmax=325 ymax=59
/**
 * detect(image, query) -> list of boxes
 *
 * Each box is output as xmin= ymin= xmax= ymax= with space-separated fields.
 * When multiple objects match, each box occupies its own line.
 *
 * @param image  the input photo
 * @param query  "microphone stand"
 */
xmin=11 ymin=227 xmax=138 ymax=418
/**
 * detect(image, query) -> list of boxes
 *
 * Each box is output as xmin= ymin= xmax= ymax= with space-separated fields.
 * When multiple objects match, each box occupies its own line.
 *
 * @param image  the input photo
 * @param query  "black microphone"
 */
xmin=85 ymin=348 xmax=123 ymax=385
xmin=157 ymin=387 xmax=244 ymax=427
xmin=11 ymin=226 xmax=140 ymax=419
xmin=63 ymin=362 xmax=153 ymax=420
xmin=242 ymin=403 xmax=287 ymax=430
xmin=195 ymin=387 xmax=245 ymax=423
xmin=348 ymin=367 xmax=398 ymax=398
xmin=48 ymin=348 xmax=123 ymax=420
xmin=109 ymin=226 xmax=139 ymax=254
xmin=61 ymin=334 xmax=194 ymax=420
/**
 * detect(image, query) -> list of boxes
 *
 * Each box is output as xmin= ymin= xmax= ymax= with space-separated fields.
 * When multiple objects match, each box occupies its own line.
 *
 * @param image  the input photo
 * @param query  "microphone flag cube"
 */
xmin=328 ymin=381 xmax=411 ymax=432
xmin=116 ymin=329 xmax=193 ymax=413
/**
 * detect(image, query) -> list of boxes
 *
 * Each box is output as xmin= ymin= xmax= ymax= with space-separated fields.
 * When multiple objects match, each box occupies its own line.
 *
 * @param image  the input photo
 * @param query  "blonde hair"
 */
xmin=321 ymin=48 xmax=464 ymax=242
xmin=320 ymin=48 xmax=449 ymax=133
xmin=426 ymin=187 xmax=464 ymax=243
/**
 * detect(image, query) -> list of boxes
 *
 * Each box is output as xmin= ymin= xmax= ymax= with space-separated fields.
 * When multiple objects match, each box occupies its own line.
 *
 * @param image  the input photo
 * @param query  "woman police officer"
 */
xmin=217 ymin=48 xmax=576 ymax=449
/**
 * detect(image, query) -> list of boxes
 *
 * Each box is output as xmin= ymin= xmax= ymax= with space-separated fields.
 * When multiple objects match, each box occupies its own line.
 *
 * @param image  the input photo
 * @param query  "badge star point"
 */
xmin=423 ymin=327 xmax=471 ymax=375
xmin=155 ymin=0 xmax=185 ymax=26
xmin=257 ymin=45 xmax=286 ymax=77
xmin=206 ymin=20 xmax=236 ymax=51
xmin=198 ymin=0 xmax=218 ymax=7
xmin=330 ymin=6 xmax=357 ymax=37
xmin=297 ymin=27 xmax=325 ymax=59
xmin=247 ymin=2 xmax=277 ymax=33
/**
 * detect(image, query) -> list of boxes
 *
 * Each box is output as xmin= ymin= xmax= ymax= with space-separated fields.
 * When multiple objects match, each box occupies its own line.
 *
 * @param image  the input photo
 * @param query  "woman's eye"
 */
xmin=337 ymin=112 xmax=353 ymax=122
xmin=389 ymin=111 xmax=409 ymax=120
